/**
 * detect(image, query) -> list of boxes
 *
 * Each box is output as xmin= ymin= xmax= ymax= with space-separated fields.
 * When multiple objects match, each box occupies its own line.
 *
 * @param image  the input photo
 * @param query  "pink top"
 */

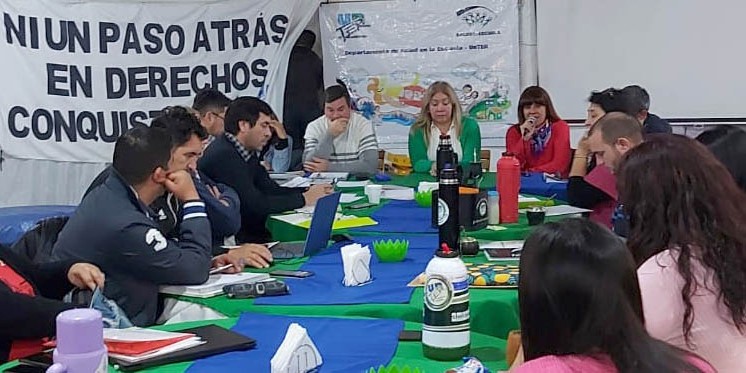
xmin=513 ymin=354 xmax=714 ymax=372
xmin=638 ymin=249 xmax=746 ymax=372
xmin=583 ymin=164 xmax=617 ymax=228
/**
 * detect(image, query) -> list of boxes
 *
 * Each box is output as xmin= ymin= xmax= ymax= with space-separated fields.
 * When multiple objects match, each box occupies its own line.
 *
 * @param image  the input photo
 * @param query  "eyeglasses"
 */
xmin=211 ymin=112 xmax=225 ymax=120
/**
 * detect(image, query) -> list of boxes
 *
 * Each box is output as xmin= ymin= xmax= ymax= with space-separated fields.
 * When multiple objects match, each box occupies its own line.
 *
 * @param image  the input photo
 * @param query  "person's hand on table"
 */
xmin=304 ymin=157 xmax=330 ymax=172
xmin=303 ymin=184 xmax=333 ymax=206
xmin=67 ymin=263 xmax=105 ymax=290
xmin=211 ymin=254 xmax=245 ymax=274
xmin=227 ymin=243 xmax=273 ymax=269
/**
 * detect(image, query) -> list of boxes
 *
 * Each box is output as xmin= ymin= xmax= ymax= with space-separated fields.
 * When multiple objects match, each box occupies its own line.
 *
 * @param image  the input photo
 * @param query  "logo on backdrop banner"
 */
xmin=456 ymin=6 xmax=496 ymax=27
xmin=336 ymin=13 xmax=370 ymax=41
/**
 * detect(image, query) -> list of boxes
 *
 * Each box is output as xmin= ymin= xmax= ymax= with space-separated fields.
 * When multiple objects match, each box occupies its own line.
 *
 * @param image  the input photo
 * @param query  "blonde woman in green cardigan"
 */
xmin=408 ymin=81 xmax=481 ymax=175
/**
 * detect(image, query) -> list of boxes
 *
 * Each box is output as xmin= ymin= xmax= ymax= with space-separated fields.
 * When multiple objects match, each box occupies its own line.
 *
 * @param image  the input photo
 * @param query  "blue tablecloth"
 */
xmin=254 ymin=235 xmax=436 ymax=306
xmin=0 ymin=205 xmax=76 ymax=246
xmin=351 ymin=200 xmax=436 ymax=235
xmin=520 ymin=173 xmax=568 ymax=201
xmin=186 ymin=313 xmax=404 ymax=373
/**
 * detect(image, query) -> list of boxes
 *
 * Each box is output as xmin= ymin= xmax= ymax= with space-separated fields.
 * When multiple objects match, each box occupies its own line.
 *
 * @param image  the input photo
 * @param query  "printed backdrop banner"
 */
xmin=0 ymin=0 xmax=320 ymax=163
xmin=320 ymin=0 xmax=519 ymax=144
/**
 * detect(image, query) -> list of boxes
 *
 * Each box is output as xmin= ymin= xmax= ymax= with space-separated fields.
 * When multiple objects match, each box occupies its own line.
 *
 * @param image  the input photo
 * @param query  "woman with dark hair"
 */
xmin=695 ymin=124 xmax=746 ymax=192
xmin=505 ymin=86 xmax=570 ymax=175
xmin=514 ymin=218 xmax=713 ymax=372
xmin=618 ymin=134 xmax=746 ymax=372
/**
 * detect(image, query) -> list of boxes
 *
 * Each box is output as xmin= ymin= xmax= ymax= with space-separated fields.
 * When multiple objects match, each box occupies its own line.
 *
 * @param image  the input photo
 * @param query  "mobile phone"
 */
xmin=484 ymin=247 xmax=522 ymax=261
xmin=347 ymin=202 xmax=376 ymax=210
xmin=269 ymin=270 xmax=314 ymax=278
xmin=398 ymin=330 xmax=422 ymax=341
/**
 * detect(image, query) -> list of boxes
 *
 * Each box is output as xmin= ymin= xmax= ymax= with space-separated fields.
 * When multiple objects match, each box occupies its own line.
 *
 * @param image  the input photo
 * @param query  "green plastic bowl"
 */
xmin=414 ymin=190 xmax=432 ymax=207
xmin=372 ymin=239 xmax=409 ymax=262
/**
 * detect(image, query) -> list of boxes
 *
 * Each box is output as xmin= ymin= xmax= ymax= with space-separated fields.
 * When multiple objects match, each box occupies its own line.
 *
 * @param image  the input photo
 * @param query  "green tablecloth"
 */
xmin=177 ymin=254 xmax=520 ymax=340
xmin=0 ymin=319 xmax=509 ymax=372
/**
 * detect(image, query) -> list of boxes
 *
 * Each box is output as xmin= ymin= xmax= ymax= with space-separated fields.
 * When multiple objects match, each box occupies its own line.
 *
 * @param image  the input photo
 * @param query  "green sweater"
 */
xmin=408 ymin=117 xmax=482 ymax=173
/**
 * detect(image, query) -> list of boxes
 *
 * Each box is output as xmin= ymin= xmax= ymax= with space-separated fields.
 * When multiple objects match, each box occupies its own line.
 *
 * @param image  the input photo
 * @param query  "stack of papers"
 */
xmin=381 ymin=187 xmax=414 ymax=200
xmin=518 ymin=195 xmax=541 ymax=203
xmin=541 ymin=205 xmax=593 ymax=216
xmin=280 ymin=177 xmax=311 ymax=188
xmin=481 ymin=240 xmax=525 ymax=249
xmin=270 ymin=323 xmax=323 ymax=373
xmin=105 ymin=328 xmax=203 ymax=364
xmin=307 ymin=172 xmax=348 ymax=179
xmin=160 ymin=272 xmax=270 ymax=298
xmin=269 ymin=171 xmax=304 ymax=181
xmin=336 ymin=180 xmax=370 ymax=188
xmin=341 ymin=243 xmax=372 ymax=286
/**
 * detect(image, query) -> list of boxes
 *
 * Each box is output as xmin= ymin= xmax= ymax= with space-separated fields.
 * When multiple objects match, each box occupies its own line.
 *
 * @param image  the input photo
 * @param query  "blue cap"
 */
xmin=488 ymin=190 xmax=498 ymax=196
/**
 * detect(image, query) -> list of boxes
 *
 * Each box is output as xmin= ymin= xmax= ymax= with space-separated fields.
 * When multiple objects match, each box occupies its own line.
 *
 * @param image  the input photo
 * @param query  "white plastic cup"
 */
xmin=367 ymin=184 xmax=383 ymax=204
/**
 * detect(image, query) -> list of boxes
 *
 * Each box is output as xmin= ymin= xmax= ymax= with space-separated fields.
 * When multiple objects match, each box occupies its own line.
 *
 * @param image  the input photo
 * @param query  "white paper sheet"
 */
xmin=336 ymin=180 xmax=370 ymax=188
xmin=159 ymin=272 xmax=270 ymax=298
xmin=280 ymin=177 xmax=311 ymax=188
xmin=382 ymin=188 xmax=414 ymax=200
xmin=340 ymin=193 xmax=363 ymax=203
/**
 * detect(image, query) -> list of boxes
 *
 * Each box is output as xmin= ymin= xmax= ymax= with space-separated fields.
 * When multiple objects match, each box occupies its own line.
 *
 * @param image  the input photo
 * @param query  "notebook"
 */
xmin=110 ymin=324 xmax=256 ymax=372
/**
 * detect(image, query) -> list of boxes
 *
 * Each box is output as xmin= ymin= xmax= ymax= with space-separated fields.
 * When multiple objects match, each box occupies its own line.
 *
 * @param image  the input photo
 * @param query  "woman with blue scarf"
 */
xmin=506 ymin=86 xmax=570 ymax=175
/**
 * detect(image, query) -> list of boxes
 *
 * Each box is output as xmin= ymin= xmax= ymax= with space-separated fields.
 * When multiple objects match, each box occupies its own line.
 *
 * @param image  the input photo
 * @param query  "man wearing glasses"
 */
xmin=192 ymin=88 xmax=231 ymax=145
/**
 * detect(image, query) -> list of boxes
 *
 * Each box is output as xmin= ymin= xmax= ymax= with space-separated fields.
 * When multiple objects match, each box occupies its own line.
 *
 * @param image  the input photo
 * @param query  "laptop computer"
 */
xmin=272 ymin=192 xmax=341 ymax=259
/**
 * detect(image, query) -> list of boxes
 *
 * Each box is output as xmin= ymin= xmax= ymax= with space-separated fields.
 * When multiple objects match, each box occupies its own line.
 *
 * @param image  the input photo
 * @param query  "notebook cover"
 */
xmin=110 ymin=324 xmax=256 ymax=371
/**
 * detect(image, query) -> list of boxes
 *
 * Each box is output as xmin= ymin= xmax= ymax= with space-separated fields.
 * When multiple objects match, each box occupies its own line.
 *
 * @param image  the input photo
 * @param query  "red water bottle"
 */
xmin=497 ymin=152 xmax=520 ymax=224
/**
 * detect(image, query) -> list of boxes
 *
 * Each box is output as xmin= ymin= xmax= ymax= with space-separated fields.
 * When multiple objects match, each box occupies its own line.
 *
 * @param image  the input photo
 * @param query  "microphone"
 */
xmin=523 ymin=116 xmax=537 ymax=137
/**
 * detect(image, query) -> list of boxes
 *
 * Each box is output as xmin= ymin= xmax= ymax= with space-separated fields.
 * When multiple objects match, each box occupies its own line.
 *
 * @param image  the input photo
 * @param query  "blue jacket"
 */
xmin=52 ymin=170 xmax=212 ymax=326
xmin=193 ymin=170 xmax=241 ymax=249
xmin=643 ymin=113 xmax=672 ymax=134
xmin=85 ymin=166 xmax=240 ymax=253
xmin=199 ymin=135 xmax=305 ymax=243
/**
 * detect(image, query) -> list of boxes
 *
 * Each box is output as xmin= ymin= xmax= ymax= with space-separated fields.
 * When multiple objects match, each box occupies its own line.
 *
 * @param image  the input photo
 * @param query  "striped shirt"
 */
xmin=303 ymin=112 xmax=378 ymax=172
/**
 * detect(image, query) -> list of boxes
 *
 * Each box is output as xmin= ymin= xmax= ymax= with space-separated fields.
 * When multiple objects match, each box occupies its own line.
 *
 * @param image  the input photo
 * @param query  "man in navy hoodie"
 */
xmin=622 ymin=85 xmax=673 ymax=135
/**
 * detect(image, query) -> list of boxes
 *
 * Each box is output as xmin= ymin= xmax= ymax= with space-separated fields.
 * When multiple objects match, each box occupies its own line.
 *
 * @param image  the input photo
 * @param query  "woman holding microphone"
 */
xmin=505 ymin=86 xmax=570 ymax=175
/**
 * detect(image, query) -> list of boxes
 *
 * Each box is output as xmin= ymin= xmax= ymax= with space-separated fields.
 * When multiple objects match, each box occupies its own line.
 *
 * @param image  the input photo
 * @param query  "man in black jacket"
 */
xmin=622 ymin=85 xmax=672 ymax=134
xmin=199 ymin=97 xmax=331 ymax=243
xmin=284 ymin=30 xmax=324 ymax=170
xmin=0 ymin=246 xmax=103 ymax=362
xmin=52 ymin=126 xmax=241 ymax=326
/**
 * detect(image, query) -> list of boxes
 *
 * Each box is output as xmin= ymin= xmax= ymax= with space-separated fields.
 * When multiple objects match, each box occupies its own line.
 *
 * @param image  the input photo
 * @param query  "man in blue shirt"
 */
xmin=52 ymin=126 xmax=242 ymax=326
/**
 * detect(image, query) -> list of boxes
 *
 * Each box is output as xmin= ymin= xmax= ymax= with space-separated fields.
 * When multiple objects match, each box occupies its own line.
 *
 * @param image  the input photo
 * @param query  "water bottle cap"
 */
xmin=437 ymin=243 xmax=459 ymax=258
xmin=488 ymin=190 xmax=497 ymax=196
xmin=56 ymin=309 xmax=104 ymax=354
